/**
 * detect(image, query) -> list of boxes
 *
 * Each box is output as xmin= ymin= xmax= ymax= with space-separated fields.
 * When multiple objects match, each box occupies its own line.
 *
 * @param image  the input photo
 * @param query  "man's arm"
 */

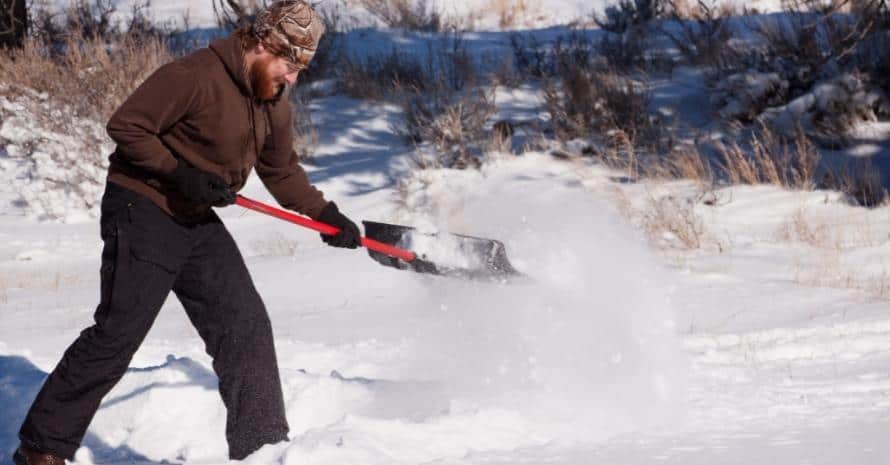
xmin=106 ymin=61 xmax=200 ymax=177
xmin=255 ymin=98 xmax=328 ymax=219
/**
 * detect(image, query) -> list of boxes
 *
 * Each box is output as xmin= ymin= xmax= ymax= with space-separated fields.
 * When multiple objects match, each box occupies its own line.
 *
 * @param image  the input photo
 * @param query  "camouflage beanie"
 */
xmin=252 ymin=1 xmax=325 ymax=67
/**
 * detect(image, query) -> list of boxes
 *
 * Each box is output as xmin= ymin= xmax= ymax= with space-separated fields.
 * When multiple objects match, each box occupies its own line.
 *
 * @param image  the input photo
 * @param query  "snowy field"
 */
xmin=3 ymin=1 xmax=890 ymax=464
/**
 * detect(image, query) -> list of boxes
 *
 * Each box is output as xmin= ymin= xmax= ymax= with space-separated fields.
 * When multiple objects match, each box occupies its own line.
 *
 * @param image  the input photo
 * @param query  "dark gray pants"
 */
xmin=19 ymin=182 xmax=289 ymax=460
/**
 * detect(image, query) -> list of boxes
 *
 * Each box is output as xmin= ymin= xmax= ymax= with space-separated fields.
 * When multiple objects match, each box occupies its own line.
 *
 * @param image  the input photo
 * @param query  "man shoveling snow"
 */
xmin=13 ymin=2 xmax=361 ymax=464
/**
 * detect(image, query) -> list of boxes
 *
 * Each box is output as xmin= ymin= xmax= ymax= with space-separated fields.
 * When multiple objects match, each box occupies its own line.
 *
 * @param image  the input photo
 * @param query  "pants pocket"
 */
xmin=124 ymin=197 xmax=190 ymax=274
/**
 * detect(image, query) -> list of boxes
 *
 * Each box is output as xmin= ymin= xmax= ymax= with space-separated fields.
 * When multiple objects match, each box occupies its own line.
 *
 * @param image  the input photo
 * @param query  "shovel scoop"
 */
xmin=235 ymin=195 xmax=520 ymax=280
xmin=362 ymin=221 xmax=519 ymax=279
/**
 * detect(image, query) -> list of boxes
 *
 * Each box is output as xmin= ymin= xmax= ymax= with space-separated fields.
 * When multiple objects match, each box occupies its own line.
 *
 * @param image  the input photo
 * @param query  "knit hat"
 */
xmin=252 ymin=1 xmax=325 ymax=67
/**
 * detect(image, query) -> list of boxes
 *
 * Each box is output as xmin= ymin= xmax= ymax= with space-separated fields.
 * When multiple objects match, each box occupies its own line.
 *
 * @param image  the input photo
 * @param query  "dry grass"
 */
xmin=612 ymin=186 xmax=715 ymax=251
xmin=401 ymin=87 xmax=497 ymax=169
xmin=356 ymin=0 xmax=444 ymax=31
xmin=639 ymin=194 xmax=709 ymax=249
xmin=792 ymin=252 xmax=890 ymax=299
xmin=717 ymin=128 xmax=819 ymax=190
xmin=775 ymin=208 xmax=837 ymax=248
xmin=543 ymin=66 xmax=654 ymax=143
xmin=0 ymin=34 xmax=173 ymax=121
xmin=645 ymin=143 xmax=714 ymax=184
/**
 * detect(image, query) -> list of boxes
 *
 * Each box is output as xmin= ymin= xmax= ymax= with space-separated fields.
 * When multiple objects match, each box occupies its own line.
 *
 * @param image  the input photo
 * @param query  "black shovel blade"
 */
xmin=362 ymin=221 xmax=520 ymax=279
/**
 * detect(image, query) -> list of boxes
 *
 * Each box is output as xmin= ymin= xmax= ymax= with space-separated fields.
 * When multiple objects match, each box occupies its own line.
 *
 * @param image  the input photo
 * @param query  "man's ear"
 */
xmin=255 ymin=41 xmax=267 ymax=55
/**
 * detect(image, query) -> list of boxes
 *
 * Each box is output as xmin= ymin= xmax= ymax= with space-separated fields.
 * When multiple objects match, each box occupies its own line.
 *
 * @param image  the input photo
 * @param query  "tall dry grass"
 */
xmin=0 ymin=34 xmax=173 ymax=121
xmin=717 ymin=128 xmax=819 ymax=190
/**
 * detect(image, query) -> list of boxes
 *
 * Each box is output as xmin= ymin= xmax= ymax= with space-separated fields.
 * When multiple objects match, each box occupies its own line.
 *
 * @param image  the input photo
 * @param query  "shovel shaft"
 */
xmin=235 ymin=195 xmax=417 ymax=262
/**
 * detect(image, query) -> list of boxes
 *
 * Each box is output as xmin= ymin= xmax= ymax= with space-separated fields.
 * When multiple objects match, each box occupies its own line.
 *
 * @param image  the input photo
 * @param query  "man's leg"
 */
xmin=172 ymin=215 xmax=289 ymax=460
xmin=18 ymin=184 xmax=188 ymax=459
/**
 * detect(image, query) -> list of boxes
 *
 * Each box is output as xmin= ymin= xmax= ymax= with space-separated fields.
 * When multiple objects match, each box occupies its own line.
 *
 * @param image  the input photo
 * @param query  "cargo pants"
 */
xmin=18 ymin=182 xmax=290 ymax=460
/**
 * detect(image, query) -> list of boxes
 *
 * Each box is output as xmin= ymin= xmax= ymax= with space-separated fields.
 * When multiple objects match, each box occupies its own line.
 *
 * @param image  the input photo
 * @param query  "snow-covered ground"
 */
xmin=3 ymin=91 xmax=890 ymax=463
xmin=3 ymin=1 xmax=890 ymax=464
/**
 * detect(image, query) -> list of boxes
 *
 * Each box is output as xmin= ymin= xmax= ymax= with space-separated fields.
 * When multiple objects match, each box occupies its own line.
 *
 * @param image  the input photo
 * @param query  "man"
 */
xmin=13 ymin=2 xmax=361 ymax=464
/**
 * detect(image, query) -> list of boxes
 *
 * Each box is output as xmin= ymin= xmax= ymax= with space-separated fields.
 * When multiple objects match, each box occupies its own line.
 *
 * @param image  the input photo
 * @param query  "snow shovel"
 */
xmin=235 ymin=195 xmax=520 ymax=280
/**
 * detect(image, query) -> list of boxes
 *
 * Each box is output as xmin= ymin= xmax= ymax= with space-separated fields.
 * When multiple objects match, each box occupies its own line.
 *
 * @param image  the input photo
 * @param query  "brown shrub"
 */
xmin=544 ymin=66 xmax=652 ymax=141
xmin=821 ymin=157 xmax=887 ymax=206
xmin=336 ymin=33 xmax=475 ymax=100
xmin=717 ymin=128 xmax=819 ymax=189
xmin=0 ymin=34 xmax=173 ymax=121
xmin=401 ymin=86 xmax=497 ymax=169
xmin=356 ymin=0 xmax=443 ymax=31
xmin=662 ymin=0 xmax=734 ymax=67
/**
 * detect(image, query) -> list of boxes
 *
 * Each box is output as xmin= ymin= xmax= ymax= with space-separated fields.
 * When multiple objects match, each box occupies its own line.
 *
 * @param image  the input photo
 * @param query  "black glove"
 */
xmin=170 ymin=160 xmax=235 ymax=206
xmin=316 ymin=202 xmax=361 ymax=249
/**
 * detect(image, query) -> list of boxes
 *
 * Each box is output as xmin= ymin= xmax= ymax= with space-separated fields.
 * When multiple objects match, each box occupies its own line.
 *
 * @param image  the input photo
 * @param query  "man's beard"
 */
xmin=249 ymin=55 xmax=286 ymax=102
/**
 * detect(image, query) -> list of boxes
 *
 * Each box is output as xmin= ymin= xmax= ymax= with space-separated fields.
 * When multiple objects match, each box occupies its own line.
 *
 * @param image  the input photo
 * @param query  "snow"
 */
xmin=0 ymin=89 xmax=110 ymax=222
xmin=3 ymin=2 xmax=890 ymax=465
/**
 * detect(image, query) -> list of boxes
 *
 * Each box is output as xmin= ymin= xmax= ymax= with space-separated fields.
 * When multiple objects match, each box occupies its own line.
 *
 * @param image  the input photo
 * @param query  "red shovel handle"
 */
xmin=235 ymin=195 xmax=417 ymax=262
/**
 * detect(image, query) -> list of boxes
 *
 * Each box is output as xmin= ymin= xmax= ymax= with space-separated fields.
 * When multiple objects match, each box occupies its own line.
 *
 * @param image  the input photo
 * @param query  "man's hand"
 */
xmin=317 ymin=202 xmax=361 ymax=249
xmin=170 ymin=160 xmax=235 ymax=206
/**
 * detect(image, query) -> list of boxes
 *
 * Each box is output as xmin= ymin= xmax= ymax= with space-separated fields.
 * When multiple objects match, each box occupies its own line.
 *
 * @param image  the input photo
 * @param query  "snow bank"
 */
xmin=0 ymin=88 xmax=110 ymax=222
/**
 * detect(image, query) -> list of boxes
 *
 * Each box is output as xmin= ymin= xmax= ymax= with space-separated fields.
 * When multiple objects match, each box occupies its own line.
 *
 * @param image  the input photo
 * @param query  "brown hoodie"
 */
xmin=106 ymin=34 xmax=328 ymax=220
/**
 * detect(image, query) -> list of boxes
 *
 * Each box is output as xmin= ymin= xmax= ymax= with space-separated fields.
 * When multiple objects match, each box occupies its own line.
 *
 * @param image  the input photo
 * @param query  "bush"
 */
xmin=594 ymin=0 xmax=666 ymax=69
xmin=335 ymin=33 xmax=475 ymax=100
xmin=356 ymin=0 xmax=443 ymax=31
xmin=400 ymin=86 xmax=496 ymax=169
xmin=661 ymin=0 xmax=733 ymax=67
xmin=759 ymin=72 xmax=883 ymax=146
xmin=0 ymin=34 xmax=173 ymax=121
xmin=707 ymin=0 xmax=888 ymax=145
xmin=509 ymin=33 xmax=550 ymax=78
xmin=594 ymin=0 xmax=667 ymax=33
xmin=597 ymin=27 xmax=648 ymax=70
xmin=29 ymin=0 xmax=169 ymax=45
xmin=821 ymin=157 xmax=887 ymax=206
xmin=509 ymin=31 xmax=596 ymax=80
xmin=543 ymin=65 xmax=660 ymax=145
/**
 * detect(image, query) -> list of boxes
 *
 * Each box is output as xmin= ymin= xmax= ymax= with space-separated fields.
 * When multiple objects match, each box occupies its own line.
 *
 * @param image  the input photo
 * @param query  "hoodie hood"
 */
xmin=209 ymin=35 xmax=253 ymax=98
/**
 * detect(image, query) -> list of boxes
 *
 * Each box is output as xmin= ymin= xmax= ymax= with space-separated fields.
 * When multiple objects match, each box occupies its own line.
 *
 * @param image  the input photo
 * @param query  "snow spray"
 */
xmin=394 ymin=158 xmax=688 ymax=442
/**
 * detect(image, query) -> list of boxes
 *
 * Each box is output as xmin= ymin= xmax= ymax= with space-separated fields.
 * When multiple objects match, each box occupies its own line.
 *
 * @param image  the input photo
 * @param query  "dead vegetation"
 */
xmin=335 ymin=32 xmax=474 ymax=100
xmin=717 ymin=128 xmax=820 ymax=190
xmin=661 ymin=0 xmax=736 ymax=67
xmin=1 ymin=1 xmax=177 ymax=121
xmin=639 ymin=194 xmax=711 ymax=249
xmin=401 ymin=87 xmax=497 ymax=169
xmin=705 ymin=0 xmax=890 ymax=145
xmin=355 ymin=0 xmax=444 ymax=31
xmin=0 ymin=34 xmax=173 ymax=121
xmin=820 ymin=157 xmax=888 ymax=206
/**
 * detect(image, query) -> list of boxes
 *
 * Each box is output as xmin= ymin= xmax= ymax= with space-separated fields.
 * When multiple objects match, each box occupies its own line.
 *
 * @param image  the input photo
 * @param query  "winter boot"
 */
xmin=12 ymin=444 xmax=65 ymax=465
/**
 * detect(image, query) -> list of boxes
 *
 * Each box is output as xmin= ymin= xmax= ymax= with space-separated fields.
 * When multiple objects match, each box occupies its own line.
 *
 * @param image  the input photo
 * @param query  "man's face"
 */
xmin=249 ymin=51 xmax=302 ymax=102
